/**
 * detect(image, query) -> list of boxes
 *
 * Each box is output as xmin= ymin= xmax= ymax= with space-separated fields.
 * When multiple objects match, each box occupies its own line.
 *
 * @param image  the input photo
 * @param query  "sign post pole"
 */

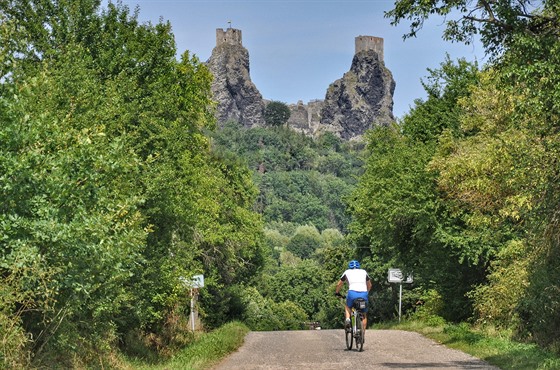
xmin=399 ymin=283 xmax=403 ymax=322
xmin=190 ymin=288 xmax=195 ymax=332
xmin=387 ymin=269 xmax=413 ymax=323
xmin=180 ymin=274 xmax=204 ymax=332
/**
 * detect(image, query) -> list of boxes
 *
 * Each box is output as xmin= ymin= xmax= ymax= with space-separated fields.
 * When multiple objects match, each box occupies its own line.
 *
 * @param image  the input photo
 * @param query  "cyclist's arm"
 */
xmin=335 ymin=277 xmax=345 ymax=295
xmin=367 ymin=279 xmax=372 ymax=292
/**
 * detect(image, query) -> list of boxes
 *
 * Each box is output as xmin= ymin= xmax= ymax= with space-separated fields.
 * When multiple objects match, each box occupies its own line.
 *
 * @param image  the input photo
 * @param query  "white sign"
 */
xmin=192 ymin=274 xmax=204 ymax=288
xmin=388 ymin=268 xmax=413 ymax=284
xmin=179 ymin=274 xmax=205 ymax=288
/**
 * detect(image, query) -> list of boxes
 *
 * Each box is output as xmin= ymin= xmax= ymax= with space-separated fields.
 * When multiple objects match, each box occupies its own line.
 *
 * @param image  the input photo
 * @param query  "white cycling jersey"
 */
xmin=340 ymin=268 xmax=370 ymax=292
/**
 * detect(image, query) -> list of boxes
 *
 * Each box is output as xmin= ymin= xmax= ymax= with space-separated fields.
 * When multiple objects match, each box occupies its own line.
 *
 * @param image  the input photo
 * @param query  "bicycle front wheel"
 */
xmin=355 ymin=313 xmax=364 ymax=352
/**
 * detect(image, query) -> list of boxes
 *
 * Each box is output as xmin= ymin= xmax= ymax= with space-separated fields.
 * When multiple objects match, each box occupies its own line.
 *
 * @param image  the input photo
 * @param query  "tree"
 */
xmin=264 ymin=101 xmax=291 ymax=126
xmin=286 ymin=225 xmax=322 ymax=260
xmin=431 ymin=65 xmax=560 ymax=347
xmin=385 ymin=0 xmax=560 ymax=57
xmin=386 ymin=0 xmax=560 ymax=347
xmin=238 ymin=287 xmax=307 ymax=331
xmin=1 ymin=41 xmax=149 ymax=365
xmin=402 ymin=56 xmax=479 ymax=143
xmin=264 ymin=260 xmax=327 ymax=319
xmin=1 ymin=0 xmax=266 ymax=364
xmin=348 ymin=58 xmax=491 ymax=321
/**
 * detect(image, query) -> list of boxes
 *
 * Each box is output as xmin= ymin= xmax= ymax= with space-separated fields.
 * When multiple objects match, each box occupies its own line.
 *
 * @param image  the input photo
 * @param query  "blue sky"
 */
xmin=105 ymin=0 xmax=486 ymax=119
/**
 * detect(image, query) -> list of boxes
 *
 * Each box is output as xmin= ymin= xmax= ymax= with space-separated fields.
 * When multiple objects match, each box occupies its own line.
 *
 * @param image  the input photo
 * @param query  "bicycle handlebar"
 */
xmin=335 ymin=292 xmax=346 ymax=299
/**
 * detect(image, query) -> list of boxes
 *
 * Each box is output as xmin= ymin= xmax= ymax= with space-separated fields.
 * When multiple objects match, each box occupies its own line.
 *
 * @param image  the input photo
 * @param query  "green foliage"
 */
xmin=238 ymin=287 xmax=307 ymax=331
xmin=402 ymin=56 xmax=479 ymax=143
xmin=314 ymin=231 xmax=352 ymax=283
xmin=259 ymin=170 xmax=353 ymax=230
xmin=385 ymin=0 xmax=560 ymax=57
xmin=134 ymin=321 xmax=250 ymax=370
xmin=264 ymin=101 xmax=291 ymax=126
xmin=1 ymin=40 xmax=149 ymax=364
xmin=262 ymin=260 xmax=326 ymax=319
xmin=211 ymin=123 xmax=362 ymax=231
xmin=409 ymin=289 xmax=445 ymax=325
xmin=469 ymin=240 xmax=529 ymax=329
xmin=348 ymin=57 xmax=497 ymax=322
xmin=430 ymin=56 xmax=560 ymax=348
xmin=285 ymin=225 xmax=321 ymax=259
xmin=384 ymin=0 xmax=560 ymax=351
xmin=497 ymin=16 xmax=560 ymax=352
xmin=1 ymin=0 xmax=265 ymax=365
xmin=0 ymin=244 xmax=56 ymax=368
xmin=263 ymin=228 xmax=289 ymax=261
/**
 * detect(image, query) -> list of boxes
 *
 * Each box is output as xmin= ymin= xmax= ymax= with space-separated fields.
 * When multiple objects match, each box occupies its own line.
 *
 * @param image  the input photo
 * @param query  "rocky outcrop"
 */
xmin=206 ymin=36 xmax=265 ymax=127
xmin=206 ymin=28 xmax=395 ymax=140
xmin=319 ymin=49 xmax=395 ymax=140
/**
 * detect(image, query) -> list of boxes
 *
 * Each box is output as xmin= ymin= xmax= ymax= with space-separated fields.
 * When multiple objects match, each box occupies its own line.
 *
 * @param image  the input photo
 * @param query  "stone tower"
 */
xmin=355 ymin=36 xmax=384 ymax=61
xmin=320 ymin=35 xmax=394 ymax=140
xmin=216 ymin=28 xmax=242 ymax=47
xmin=207 ymin=27 xmax=265 ymax=128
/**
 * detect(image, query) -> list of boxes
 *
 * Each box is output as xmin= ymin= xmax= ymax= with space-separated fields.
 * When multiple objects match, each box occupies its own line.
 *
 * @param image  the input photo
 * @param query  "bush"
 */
xmin=264 ymin=101 xmax=291 ymax=127
xmin=240 ymin=287 xmax=306 ymax=331
xmin=469 ymin=240 xmax=529 ymax=329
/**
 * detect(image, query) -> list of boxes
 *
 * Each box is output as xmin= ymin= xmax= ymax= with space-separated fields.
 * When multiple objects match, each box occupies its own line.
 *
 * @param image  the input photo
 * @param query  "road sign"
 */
xmin=388 ymin=268 xmax=413 ymax=284
xmin=179 ymin=275 xmax=205 ymax=332
xmin=179 ymin=274 xmax=205 ymax=288
xmin=388 ymin=268 xmax=413 ymax=323
xmin=192 ymin=274 xmax=204 ymax=288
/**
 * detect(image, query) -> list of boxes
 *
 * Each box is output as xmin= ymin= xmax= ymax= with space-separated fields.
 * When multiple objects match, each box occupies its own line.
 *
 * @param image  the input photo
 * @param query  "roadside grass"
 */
xmin=129 ymin=321 xmax=249 ymax=370
xmin=376 ymin=318 xmax=560 ymax=370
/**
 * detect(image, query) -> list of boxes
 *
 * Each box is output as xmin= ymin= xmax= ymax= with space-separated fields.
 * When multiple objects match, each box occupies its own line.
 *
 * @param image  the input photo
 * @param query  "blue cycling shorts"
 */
xmin=347 ymin=290 xmax=369 ymax=312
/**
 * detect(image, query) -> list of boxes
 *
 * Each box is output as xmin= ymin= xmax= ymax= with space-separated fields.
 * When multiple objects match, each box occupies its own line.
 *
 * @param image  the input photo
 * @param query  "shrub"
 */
xmin=264 ymin=101 xmax=291 ymax=127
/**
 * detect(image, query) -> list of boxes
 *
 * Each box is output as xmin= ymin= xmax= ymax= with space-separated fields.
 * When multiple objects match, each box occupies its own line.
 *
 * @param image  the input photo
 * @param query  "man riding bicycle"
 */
xmin=335 ymin=260 xmax=372 ymax=338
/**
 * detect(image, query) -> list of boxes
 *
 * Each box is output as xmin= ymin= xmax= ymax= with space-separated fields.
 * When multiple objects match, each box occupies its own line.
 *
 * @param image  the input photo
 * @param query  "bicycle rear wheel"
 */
xmin=355 ymin=313 xmax=364 ymax=352
xmin=345 ymin=316 xmax=353 ymax=350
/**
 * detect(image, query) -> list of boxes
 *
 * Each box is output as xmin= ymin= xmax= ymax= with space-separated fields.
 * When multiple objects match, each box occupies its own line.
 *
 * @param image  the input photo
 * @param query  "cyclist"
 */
xmin=335 ymin=260 xmax=372 ymax=338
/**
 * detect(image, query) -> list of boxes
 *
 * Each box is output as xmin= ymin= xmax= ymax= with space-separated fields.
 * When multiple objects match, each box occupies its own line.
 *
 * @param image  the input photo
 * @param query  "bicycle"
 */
xmin=336 ymin=293 xmax=366 ymax=351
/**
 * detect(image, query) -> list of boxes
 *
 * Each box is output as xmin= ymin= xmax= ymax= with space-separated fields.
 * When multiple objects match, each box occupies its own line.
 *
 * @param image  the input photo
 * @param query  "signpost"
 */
xmin=388 ymin=269 xmax=413 ymax=322
xmin=180 ymin=274 xmax=205 ymax=331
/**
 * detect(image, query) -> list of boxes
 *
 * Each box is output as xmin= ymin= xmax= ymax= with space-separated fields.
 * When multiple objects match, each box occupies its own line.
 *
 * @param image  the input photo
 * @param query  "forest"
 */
xmin=1 ymin=0 xmax=559 ymax=368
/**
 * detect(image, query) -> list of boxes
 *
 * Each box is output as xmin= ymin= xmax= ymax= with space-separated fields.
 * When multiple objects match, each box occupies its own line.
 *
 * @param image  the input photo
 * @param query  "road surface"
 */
xmin=213 ymin=329 xmax=499 ymax=369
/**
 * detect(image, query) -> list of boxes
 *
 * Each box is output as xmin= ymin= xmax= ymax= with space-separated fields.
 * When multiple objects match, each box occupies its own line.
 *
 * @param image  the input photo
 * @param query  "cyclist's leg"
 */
xmin=344 ymin=304 xmax=351 ymax=328
xmin=345 ymin=292 xmax=356 ymax=328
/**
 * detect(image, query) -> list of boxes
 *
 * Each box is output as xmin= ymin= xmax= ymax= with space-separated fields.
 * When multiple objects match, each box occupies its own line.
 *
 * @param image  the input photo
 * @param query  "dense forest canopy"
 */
xmin=1 ymin=0 xmax=560 ymax=367
xmin=1 ymin=1 xmax=266 ymax=366
xmin=378 ymin=0 xmax=560 ymax=349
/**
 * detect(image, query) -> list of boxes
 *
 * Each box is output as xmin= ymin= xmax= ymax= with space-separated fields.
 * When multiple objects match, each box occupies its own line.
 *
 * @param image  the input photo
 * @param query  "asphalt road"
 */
xmin=213 ymin=329 xmax=500 ymax=370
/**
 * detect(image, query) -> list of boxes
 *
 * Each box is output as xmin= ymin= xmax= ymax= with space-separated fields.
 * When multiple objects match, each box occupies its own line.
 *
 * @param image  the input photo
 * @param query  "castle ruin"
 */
xmin=207 ymin=28 xmax=394 ymax=139
xmin=355 ymin=36 xmax=383 ymax=61
xmin=216 ymin=28 xmax=242 ymax=47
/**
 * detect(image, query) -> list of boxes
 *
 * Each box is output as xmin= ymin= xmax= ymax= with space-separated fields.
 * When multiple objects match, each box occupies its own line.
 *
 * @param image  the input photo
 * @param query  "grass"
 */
xmin=128 ymin=321 xmax=249 ymax=370
xmin=376 ymin=318 xmax=560 ymax=370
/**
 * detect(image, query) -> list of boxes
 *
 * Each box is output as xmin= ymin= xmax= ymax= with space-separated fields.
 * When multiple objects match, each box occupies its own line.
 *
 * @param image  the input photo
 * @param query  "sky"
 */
xmin=103 ymin=0 xmax=487 ymax=119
